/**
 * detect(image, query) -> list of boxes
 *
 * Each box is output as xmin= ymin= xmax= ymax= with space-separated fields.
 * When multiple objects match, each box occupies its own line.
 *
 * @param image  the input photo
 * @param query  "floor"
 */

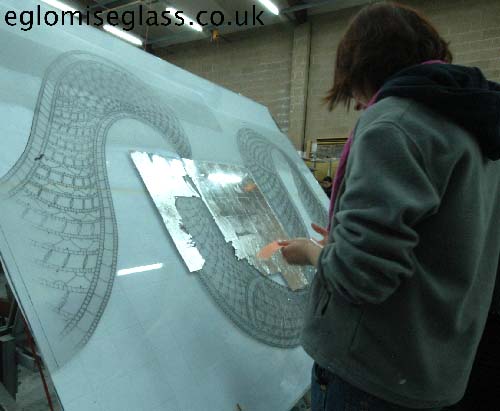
xmin=14 ymin=366 xmax=61 ymax=411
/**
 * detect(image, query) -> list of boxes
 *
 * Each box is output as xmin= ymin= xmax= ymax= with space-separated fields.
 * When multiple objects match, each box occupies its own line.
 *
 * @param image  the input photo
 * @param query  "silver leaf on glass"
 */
xmin=130 ymin=151 xmax=205 ymax=272
xmin=132 ymin=152 xmax=308 ymax=291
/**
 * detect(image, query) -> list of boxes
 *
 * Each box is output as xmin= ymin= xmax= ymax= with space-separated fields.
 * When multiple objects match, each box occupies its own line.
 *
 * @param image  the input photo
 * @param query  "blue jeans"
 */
xmin=311 ymin=363 xmax=442 ymax=411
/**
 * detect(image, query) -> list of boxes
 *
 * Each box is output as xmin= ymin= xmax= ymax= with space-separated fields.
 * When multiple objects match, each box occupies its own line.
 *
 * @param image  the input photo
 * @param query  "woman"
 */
xmin=280 ymin=3 xmax=500 ymax=411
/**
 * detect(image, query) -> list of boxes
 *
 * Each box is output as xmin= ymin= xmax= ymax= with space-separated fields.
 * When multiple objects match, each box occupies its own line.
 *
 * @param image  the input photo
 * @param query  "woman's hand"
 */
xmin=311 ymin=223 xmax=329 ymax=246
xmin=278 ymin=238 xmax=322 ymax=267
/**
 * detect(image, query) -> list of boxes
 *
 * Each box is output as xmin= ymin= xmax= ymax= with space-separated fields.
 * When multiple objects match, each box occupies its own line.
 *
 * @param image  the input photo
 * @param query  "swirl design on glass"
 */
xmin=0 ymin=51 xmax=191 ymax=363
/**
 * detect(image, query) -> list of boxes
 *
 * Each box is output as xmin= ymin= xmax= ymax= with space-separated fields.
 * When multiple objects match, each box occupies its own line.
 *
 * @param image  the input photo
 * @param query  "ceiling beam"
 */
xmin=77 ymin=0 xmax=99 ymax=7
xmin=287 ymin=0 xmax=308 ymax=24
xmin=282 ymin=0 xmax=337 ymax=14
xmin=210 ymin=0 xmax=231 ymax=16
xmin=88 ymin=0 xmax=139 ymax=10
xmin=146 ymin=29 xmax=209 ymax=46
xmin=148 ymin=31 xmax=206 ymax=49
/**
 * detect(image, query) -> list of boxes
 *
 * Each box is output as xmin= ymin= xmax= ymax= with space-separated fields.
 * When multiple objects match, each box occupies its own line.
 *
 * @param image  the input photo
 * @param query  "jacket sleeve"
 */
xmin=318 ymin=122 xmax=441 ymax=304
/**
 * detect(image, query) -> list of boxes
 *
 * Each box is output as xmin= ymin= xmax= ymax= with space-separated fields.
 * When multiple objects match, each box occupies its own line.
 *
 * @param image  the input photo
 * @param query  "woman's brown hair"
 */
xmin=326 ymin=2 xmax=453 ymax=111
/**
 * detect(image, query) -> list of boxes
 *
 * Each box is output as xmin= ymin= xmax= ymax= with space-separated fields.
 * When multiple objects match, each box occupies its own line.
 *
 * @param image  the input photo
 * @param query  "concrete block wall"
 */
xmin=155 ymin=0 xmax=500 ymax=148
xmin=307 ymin=7 xmax=360 ymax=141
xmin=419 ymin=0 xmax=500 ymax=81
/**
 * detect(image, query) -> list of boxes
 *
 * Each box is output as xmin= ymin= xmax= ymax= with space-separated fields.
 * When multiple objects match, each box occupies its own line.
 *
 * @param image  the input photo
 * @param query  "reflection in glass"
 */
xmin=117 ymin=263 xmax=164 ymax=276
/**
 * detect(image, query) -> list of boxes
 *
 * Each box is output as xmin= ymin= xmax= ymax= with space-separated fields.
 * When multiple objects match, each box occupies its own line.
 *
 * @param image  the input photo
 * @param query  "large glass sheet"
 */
xmin=0 ymin=1 xmax=329 ymax=410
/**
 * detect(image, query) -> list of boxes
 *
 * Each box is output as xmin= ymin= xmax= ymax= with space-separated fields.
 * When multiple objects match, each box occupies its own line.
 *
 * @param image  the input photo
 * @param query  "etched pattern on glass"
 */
xmin=0 ymin=51 xmax=191 ymax=363
xmin=176 ymin=196 xmax=309 ymax=347
xmin=170 ymin=130 xmax=327 ymax=347
xmin=237 ymin=128 xmax=328 ymax=234
xmin=0 ymin=50 xmax=327 ymax=359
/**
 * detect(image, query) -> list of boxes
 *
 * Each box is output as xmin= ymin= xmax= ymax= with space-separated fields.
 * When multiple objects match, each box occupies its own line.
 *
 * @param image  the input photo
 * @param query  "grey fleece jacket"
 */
xmin=301 ymin=96 xmax=500 ymax=408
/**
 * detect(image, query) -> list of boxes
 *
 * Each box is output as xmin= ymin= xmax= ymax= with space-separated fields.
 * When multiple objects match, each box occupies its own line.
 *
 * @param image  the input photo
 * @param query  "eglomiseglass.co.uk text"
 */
xmin=3 ymin=4 xmax=269 ymax=32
